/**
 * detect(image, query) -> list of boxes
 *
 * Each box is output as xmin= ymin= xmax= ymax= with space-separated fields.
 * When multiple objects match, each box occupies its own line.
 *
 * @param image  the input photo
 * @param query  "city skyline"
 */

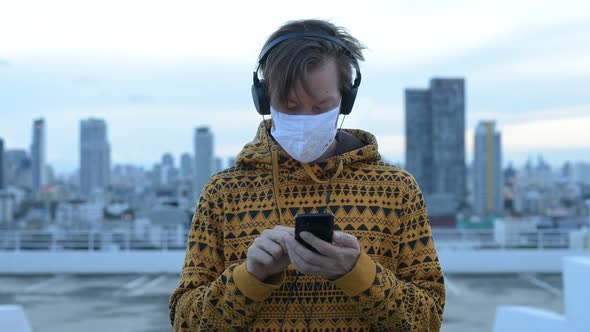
xmin=0 ymin=112 xmax=588 ymax=177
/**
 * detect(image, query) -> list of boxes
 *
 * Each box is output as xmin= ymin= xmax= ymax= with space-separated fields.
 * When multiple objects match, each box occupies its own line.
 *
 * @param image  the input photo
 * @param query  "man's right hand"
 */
xmin=246 ymin=225 xmax=294 ymax=282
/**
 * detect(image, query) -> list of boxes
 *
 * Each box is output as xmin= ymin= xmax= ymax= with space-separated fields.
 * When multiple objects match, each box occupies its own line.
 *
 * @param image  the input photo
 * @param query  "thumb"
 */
xmin=332 ymin=231 xmax=359 ymax=249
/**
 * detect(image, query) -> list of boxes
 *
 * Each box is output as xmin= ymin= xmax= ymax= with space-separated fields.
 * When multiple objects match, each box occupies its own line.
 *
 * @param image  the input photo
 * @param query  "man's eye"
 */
xmin=314 ymin=107 xmax=332 ymax=114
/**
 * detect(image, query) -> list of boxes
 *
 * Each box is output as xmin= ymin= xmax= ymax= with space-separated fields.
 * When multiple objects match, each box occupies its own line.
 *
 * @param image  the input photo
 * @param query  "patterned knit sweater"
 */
xmin=169 ymin=120 xmax=446 ymax=331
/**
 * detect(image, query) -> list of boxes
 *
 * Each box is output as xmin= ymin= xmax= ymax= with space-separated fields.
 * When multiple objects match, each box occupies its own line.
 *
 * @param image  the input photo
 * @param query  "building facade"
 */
xmin=405 ymin=78 xmax=466 ymax=227
xmin=473 ymin=121 xmax=503 ymax=217
xmin=193 ymin=127 xmax=213 ymax=200
xmin=31 ymin=119 xmax=47 ymax=192
xmin=80 ymin=118 xmax=111 ymax=197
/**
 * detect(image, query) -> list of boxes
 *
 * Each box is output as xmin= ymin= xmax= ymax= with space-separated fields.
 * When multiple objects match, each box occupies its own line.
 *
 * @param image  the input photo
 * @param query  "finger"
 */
xmin=261 ymin=229 xmax=291 ymax=250
xmin=258 ymin=238 xmax=284 ymax=260
xmin=287 ymin=236 xmax=327 ymax=267
xmin=286 ymin=237 xmax=321 ymax=275
xmin=262 ymin=229 xmax=291 ymax=242
xmin=273 ymin=225 xmax=295 ymax=235
xmin=332 ymin=231 xmax=360 ymax=249
xmin=299 ymin=231 xmax=337 ymax=256
xmin=249 ymin=247 xmax=274 ymax=266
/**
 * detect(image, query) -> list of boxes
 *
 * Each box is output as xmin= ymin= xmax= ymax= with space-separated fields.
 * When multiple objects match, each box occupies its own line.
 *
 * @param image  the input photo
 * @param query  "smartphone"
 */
xmin=295 ymin=213 xmax=335 ymax=254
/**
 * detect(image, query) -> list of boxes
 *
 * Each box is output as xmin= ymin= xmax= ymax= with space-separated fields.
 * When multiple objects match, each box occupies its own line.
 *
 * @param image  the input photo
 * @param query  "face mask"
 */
xmin=270 ymin=106 xmax=340 ymax=163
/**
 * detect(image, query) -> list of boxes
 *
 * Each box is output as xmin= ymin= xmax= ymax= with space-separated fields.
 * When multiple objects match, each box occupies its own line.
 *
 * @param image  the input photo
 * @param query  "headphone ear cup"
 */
xmin=340 ymin=86 xmax=358 ymax=115
xmin=252 ymin=80 xmax=271 ymax=115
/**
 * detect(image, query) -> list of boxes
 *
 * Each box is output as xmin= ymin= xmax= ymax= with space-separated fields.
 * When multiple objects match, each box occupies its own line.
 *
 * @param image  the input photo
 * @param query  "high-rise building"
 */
xmin=215 ymin=157 xmax=223 ymax=173
xmin=473 ymin=121 xmax=503 ymax=218
xmin=31 ymin=119 xmax=47 ymax=192
xmin=162 ymin=153 xmax=174 ymax=168
xmin=194 ymin=127 xmax=213 ymax=200
xmin=0 ymin=138 xmax=4 ymax=189
xmin=161 ymin=153 xmax=177 ymax=185
xmin=405 ymin=89 xmax=432 ymax=194
xmin=4 ymin=150 xmax=31 ymax=188
xmin=180 ymin=153 xmax=193 ymax=181
xmin=151 ymin=163 xmax=163 ymax=187
xmin=80 ymin=118 xmax=111 ymax=196
xmin=405 ymin=78 xmax=466 ymax=227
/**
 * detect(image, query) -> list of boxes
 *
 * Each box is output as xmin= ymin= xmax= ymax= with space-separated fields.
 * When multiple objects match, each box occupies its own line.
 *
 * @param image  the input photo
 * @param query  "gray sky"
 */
xmin=1 ymin=0 xmax=589 ymax=174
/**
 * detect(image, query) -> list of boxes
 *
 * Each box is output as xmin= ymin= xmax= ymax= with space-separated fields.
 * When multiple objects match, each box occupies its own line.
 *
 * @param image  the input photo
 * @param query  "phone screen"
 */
xmin=295 ymin=213 xmax=335 ymax=253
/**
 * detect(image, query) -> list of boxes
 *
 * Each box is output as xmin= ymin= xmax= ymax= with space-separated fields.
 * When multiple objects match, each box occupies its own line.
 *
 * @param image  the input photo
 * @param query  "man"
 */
xmin=169 ymin=19 xmax=445 ymax=331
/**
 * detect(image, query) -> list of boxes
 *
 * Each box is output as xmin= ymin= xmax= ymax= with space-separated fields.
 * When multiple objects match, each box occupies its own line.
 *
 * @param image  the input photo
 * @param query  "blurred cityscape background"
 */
xmin=1 ymin=76 xmax=589 ymax=235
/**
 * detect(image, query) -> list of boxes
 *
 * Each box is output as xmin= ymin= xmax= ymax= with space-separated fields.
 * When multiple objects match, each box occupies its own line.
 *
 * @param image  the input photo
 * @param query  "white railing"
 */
xmin=0 ymin=228 xmax=190 ymax=252
xmin=432 ymin=228 xmax=572 ymax=250
xmin=0 ymin=228 xmax=580 ymax=251
xmin=0 ymin=227 xmax=587 ymax=274
xmin=0 ymin=227 xmax=578 ymax=252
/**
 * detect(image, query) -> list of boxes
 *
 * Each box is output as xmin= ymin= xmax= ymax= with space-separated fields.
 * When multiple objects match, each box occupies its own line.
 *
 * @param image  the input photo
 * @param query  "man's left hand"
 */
xmin=285 ymin=231 xmax=361 ymax=280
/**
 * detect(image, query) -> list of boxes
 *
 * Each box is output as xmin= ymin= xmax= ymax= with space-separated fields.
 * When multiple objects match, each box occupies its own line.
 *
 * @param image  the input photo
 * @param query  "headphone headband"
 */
xmin=257 ymin=32 xmax=356 ymax=67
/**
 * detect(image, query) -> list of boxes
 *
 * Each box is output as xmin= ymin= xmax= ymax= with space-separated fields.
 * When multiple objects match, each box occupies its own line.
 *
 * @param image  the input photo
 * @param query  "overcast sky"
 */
xmin=1 ymin=0 xmax=589 ymax=174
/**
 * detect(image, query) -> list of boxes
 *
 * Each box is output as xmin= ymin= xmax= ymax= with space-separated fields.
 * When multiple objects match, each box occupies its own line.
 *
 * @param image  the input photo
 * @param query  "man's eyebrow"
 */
xmin=287 ymin=96 xmax=337 ymax=104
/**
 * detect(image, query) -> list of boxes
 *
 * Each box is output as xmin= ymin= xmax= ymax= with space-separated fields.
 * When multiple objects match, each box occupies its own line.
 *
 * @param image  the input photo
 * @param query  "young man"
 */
xmin=169 ymin=19 xmax=446 ymax=331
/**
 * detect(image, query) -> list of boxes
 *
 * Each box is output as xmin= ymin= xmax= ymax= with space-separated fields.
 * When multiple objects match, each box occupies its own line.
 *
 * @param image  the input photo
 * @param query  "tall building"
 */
xmin=0 ymin=138 xmax=4 ymax=189
xmin=31 ymin=119 xmax=47 ymax=192
xmin=161 ymin=153 xmax=177 ymax=185
xmin=80 ymin=118 xmax=111 ymax=196
xmin=4 ymin=149 xmax=31 ymax=188
xmin=473 ymin=121 xmax=503 ymax=218
xmin=194 ymin=127 xmax=213 ymax=200
xmin=162 ymin=153 xmax=174 ymax=168
xmin=215 ymin=157 xmax=223 ymax=173
xmin=180 ymin=153 xmax=193 ymax=181
xmin=151 ymin=163 xmax=163 ymax=187
xmin=405 ymin=78 xmax=466 ymax=227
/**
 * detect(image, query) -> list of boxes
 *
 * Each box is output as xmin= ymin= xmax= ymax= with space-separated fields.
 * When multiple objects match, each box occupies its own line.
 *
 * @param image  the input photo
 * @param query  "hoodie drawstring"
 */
xmin=271 ymin=147 xmax=285 ymax=224
xmin=302 ymin=158 xmax=344 ymax=184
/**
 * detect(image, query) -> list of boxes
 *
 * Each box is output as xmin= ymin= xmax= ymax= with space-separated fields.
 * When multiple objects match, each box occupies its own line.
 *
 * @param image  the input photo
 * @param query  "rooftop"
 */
xmin=0 ymin=272 xmax=564 ymax=332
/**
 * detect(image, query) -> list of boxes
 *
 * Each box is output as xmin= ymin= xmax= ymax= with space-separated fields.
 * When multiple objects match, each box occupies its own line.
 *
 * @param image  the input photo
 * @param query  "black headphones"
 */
xmin=252 ymin=31 xmax=362 ymax=116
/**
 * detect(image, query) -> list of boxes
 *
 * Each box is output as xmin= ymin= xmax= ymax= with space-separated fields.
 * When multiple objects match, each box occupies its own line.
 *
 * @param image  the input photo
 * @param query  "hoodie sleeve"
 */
xmin=332 ymin=173 xmax=446 ymax=331
xmin=168 ymin=180 xmax=285 ymax=331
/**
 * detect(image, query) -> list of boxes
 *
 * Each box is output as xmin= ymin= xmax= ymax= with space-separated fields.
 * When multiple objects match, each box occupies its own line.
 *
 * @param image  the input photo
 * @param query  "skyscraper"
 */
xmin=180 ymin=153 xmax=193 ymax=181
xmin=473 ymin=121 xmax=503 ymax=218
xmin=80 ymin=118 xmax=111 ymax=196
xmin=31 ymin=119 xmax=47 ymax=192
xmin=161 ymin=153 xmax=177 ymax=185
xmin=162 ymin=153 xmax=174 ymax=169
xmin=4 ymin=149 xmax=31 ymax=188
xmin=194 ymin=127 xmax=213 ymax=200
xmin=405 ymin=78 xmax=466 ymax=227
xmin=0 ymin=138 xmax=4 ymax=189
xmin=215 ymin=157 xmax=223 ymax=173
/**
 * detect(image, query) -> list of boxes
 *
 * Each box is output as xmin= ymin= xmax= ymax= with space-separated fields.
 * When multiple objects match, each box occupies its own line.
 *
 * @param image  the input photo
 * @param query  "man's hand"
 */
xmin=246 ymin=225 xmax=293 ymax=282
xmin=285 ymin=230 xmax=360 ymax=280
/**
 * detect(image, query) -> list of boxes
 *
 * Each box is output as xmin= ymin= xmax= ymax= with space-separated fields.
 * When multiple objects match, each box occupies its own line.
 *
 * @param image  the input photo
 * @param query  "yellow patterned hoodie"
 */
xmin=169 ymin=120 xmax=446 ymax=331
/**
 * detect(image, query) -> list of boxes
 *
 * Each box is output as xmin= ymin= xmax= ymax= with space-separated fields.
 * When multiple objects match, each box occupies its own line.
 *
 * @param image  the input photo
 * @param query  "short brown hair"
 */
xmin=260 ymin=19 xmax=366 ymax=107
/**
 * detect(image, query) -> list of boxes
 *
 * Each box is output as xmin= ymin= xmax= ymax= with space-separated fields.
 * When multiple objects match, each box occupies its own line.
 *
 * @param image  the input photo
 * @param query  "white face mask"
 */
xmin=270 ymin=106 xmax=340 ymax=163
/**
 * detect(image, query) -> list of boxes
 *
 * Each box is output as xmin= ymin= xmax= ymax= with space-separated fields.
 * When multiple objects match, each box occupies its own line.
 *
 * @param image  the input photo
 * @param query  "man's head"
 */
xmin=257 ymin=19 xmax=365 ymax=115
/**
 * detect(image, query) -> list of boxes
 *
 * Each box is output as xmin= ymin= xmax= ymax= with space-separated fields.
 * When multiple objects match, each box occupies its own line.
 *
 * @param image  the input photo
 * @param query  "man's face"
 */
xmin=274 ymin=58 xmax=341 ymax=116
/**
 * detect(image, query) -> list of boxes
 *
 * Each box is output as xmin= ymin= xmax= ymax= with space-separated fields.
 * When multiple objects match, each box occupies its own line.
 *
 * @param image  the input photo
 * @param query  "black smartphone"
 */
xmin=295 ymin=213 xmax=335 ymax=254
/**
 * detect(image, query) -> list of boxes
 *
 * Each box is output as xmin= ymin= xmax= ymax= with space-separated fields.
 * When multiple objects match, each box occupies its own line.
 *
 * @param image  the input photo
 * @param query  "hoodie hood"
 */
xmin=236 ymin=119 xmax=381 ymax=181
